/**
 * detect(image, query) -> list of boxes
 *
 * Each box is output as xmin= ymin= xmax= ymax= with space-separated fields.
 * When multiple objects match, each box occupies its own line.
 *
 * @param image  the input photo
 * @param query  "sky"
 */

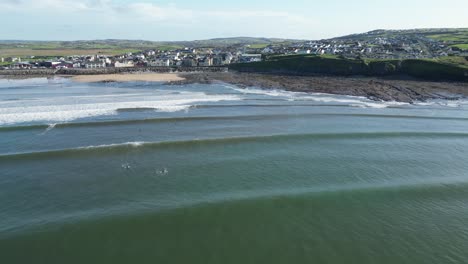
xmin=0 ymin=0 xmax=467 ymax=41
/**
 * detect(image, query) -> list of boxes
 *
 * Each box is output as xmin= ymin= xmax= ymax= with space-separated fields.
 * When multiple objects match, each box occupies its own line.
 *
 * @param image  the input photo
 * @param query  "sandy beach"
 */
xmin=71 ymin=73 xmax=185 ymax=83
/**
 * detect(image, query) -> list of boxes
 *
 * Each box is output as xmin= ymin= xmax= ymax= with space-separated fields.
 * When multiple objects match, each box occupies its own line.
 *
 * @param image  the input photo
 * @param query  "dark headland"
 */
xmin=176 ymin=71 xmax=468 ymax=103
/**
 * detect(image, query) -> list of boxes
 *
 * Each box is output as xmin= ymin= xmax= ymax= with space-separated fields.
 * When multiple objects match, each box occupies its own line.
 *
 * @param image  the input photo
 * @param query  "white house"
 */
xmin=115 ymin=61 xmax=135 ymax=68
xmin=99 ymin=57 xmax=112 ymax=64
xmin=262 ymin=47 xmax=275 ymax=54
xmin=240 ymin=54 xmax=262 ymax=63
xmin=84 ymin=61 xmax=106 ymax=69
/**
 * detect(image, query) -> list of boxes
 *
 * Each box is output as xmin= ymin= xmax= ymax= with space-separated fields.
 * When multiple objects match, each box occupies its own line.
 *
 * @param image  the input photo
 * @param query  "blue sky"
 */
xmin=0 ymin=0 xmax=467 ymax=41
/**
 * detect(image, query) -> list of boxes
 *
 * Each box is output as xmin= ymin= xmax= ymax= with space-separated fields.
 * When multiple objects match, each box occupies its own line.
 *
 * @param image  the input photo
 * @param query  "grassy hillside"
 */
xmin=0 ymin=38 xmax=297 ymax=57
xmin=426 ymin=30 xmax=468 ymax=43
xmin=0 ymin=40 xmax=181 ymax=57
xmin=334 ymin=28 xmax=468 ymax=54
xmin=0 ymin=48 xmax=140 ymax=57
xmin=229 ymin=54 xmax=468 ymax=81
xmin=187 ymin=37 xmax=293 ymax=47
xmin=334 ymin=28 xmax=468 ymax=41
xmin=451 ymin=44 xmax=468 ymax=50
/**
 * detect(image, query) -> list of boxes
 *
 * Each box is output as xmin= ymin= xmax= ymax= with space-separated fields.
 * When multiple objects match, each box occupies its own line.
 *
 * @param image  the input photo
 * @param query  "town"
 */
xmin=1 ymin=29 xmax=467 ymax=70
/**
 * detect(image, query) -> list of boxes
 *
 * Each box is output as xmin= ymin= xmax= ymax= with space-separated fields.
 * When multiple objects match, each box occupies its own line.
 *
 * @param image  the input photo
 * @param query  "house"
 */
xmin=210 ymin=53 xmax=234 ymax=66
xmin=84 ymin=61 xmax=106 ymax=69
xmin=212 ymin=56 xmax=224 ymax=66
xmin=198 ymin=57 xmax=213 ymax=67
xmin=10 ymin=62 xmax=33 ymax=69
xmin=52 ymin=62 xmax=74 ymax=69
xmin=239 ymin=54 xmax=262 ymax=63
xmin=135 ymin=61 xmax=147 ymax=67
xmin=148 ymin=59 xmax=171 ymax=67
xmin=115 ymin=61 xmax=135 ymax=68
xmin=223 ymin=53 xmax=233 ymax=64
xmin=181 ymin=58 xmax=197 ymax=67
xmin=99 ymin=57 xmax=112 ymax=65
xmin=40 ymin=61 xmax=62 ymax=68
xmin=262 ymin=47 xmax=275 ymax=54
xmin=5 ymin=57 xmax=21 ymax=63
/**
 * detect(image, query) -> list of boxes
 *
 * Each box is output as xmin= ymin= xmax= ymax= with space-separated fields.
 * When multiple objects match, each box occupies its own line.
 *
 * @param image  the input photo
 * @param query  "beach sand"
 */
xmin=71 ymin=73 xmax=185 ymax=83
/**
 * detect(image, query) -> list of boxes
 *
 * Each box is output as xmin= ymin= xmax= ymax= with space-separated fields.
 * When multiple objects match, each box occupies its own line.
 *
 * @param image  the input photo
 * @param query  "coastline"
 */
xmin=71 ymin=73 xmax=185 ymax=83
xmin=1 ymin=71 xmax=467 ymax=103
xmin=175 ymin=72 xmax=468 ymax=103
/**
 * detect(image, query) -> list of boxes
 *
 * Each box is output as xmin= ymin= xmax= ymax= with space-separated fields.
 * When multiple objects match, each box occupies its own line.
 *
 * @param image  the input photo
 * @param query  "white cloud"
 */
xmin=124 ymin=3 xmax=194 ymax=21
xmin=0 ymin=0 xmax=317 ymax=40
xmin=0 ymin=0 xmax=313 ymax=24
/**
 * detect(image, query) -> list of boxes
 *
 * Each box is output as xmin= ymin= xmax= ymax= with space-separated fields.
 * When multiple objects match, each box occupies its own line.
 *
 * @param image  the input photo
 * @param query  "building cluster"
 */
xmin=0 ymin=48 xmax=264 ymax=70
xmin=1 ymin=33 xmax=467 ymax=70
xmin=258 ymin=34 xmax=467 ymax=59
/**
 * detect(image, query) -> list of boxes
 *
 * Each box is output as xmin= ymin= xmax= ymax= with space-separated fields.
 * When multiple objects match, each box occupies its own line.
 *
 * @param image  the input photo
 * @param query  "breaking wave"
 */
xmin=3 ymin=131 xmax=468 ymax=160
xmin=0 ymin=93 xmax=241 ymax=125
xmin=228 ymin=86 xmax=410 ymax=108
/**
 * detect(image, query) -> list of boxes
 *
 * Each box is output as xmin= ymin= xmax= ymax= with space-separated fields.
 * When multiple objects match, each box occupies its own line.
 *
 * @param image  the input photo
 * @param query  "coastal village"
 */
xmin=1 ymin=30 xmax=467 ymax=70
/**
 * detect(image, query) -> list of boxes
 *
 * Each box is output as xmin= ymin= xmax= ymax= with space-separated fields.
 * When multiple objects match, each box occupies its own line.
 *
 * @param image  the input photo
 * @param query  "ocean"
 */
xmin=1 ymin=77 xmax=468 ymax=263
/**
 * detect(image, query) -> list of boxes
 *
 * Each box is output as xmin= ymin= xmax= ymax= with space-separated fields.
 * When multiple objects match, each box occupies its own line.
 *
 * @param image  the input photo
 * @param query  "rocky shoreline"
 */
xmin=174 ymin=72 xmax=468 ymax=103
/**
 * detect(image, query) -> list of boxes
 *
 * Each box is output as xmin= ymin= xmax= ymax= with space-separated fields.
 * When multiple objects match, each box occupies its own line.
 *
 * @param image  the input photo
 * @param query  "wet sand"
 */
xmin=72 ymin=73 xmax=185 ymax=83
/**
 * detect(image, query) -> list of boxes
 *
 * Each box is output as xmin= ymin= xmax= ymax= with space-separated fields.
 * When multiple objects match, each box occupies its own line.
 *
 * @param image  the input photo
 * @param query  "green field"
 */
xmin=0 ymin=37 xmax=295 ymax=57
xmin=249 ymin=44 xmax=269 ymax=49
xmin=432 ymin=56 xmax=468 ymax=68
xmin=427 ymin=33 xmax=468 ymax=42
xmin=450 ymin=44 xmax=468 ymax=50
xmin=0 ymin=48 xmax=141 ymax=57
xmin=0 ymin=40 xmax=187 ymax=57
xmin=426 ymin=29 xmax=468 ymax=45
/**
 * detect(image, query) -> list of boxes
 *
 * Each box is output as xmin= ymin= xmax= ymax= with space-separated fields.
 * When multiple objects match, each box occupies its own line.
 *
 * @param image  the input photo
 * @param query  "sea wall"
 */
xmin=0 ymin=69 xmax=56 ymax=76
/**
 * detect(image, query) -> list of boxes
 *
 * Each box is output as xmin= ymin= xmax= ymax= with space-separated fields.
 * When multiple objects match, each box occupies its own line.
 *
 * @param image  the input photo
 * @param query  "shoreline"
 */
xmin=175 ymin=72 xmax=468 ymax=103
xmin=1 ymin=71 xmax=467 ymax=103
xmin=71 ymin=73 xmax=185 ymax=83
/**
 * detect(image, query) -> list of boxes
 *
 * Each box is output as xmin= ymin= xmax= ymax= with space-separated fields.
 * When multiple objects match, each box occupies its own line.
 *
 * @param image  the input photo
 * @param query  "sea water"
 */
xmin=1 ymin=77 xmax=468 ymax=263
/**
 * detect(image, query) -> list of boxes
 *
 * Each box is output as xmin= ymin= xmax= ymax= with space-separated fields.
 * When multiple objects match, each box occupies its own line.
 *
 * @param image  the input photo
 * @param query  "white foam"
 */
xmin=230 ymin=86 xmax=410 ymax=109
xmin=81 ymin=141 xmax=146 ymax=150
xmin=230 ymin=87 xmax=302 ymax=98
xmin=0 ymin=92 xmax=241 ymax=125
xmin=414 ymin=99 xmax=468 ymax=108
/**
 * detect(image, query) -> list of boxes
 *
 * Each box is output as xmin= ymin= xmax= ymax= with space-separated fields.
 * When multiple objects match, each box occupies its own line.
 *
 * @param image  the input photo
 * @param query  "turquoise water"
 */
xmin=1 ymin=78 xmax=468 ymax=263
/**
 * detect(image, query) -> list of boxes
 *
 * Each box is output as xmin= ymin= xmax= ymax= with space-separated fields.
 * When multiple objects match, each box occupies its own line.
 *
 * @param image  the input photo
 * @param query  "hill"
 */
xmin=333 ymin=28 xmax=468 ymax=51
xmin=333 ymin=28 xmax=468 ymax=41
xmin=0 ymin=37 xmax=296 ymax=57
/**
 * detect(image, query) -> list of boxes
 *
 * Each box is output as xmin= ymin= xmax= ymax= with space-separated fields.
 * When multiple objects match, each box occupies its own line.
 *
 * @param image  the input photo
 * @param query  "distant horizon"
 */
xmin=1 ymin=0 xmax=467 ymax=41
xmin=1 ymin=27 xmax=468 ymax=43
